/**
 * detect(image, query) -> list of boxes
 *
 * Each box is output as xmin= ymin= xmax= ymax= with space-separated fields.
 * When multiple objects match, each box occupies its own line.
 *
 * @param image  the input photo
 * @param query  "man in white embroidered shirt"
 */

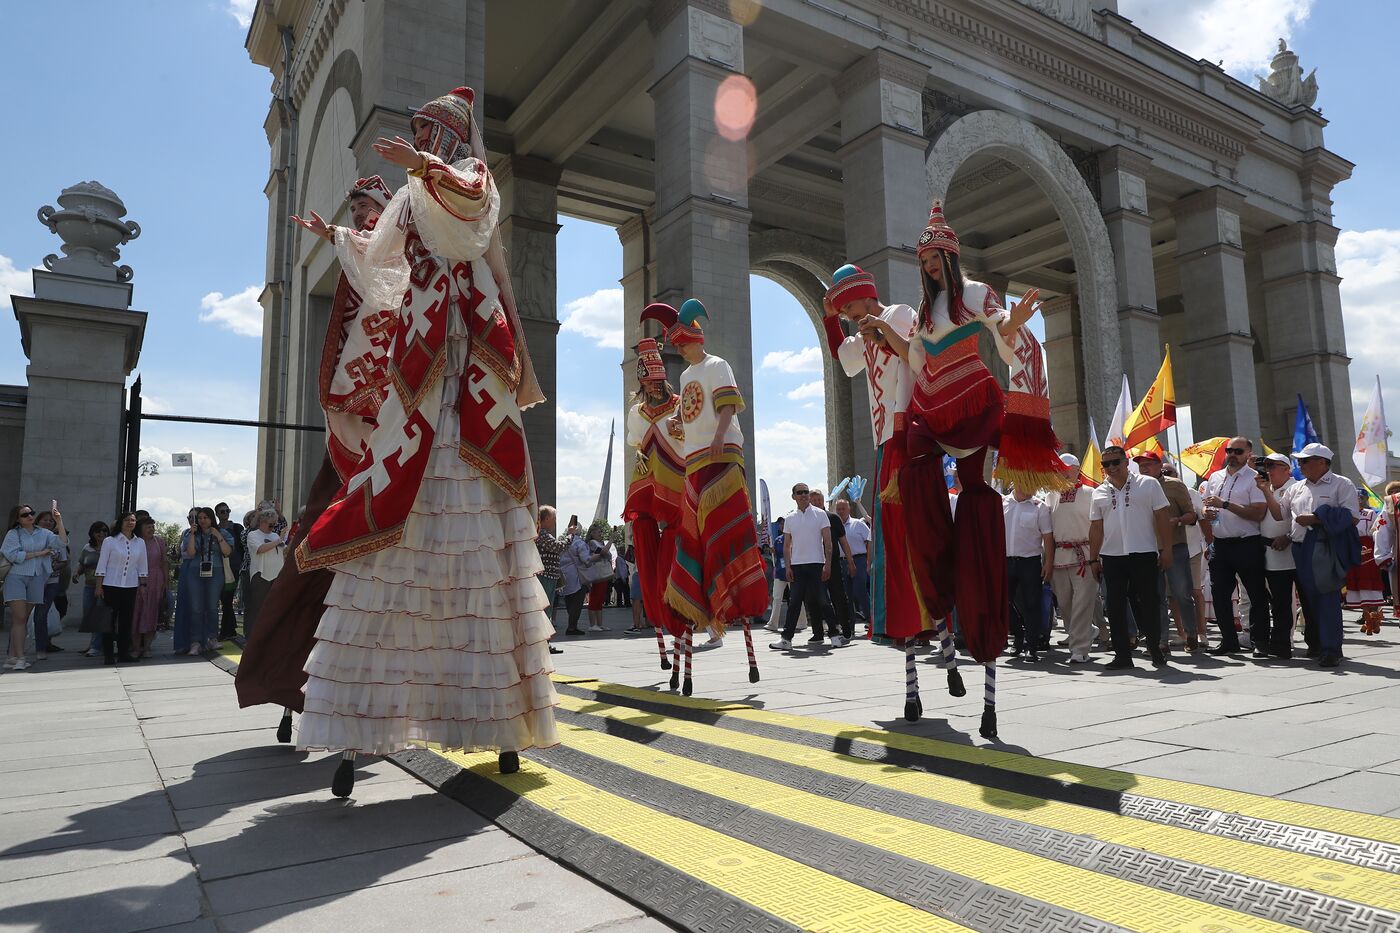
xmin=1281 ymin=443 xmax=1360 ymax=668
xmin=1089 ymin=445 xmax=1172 ymax=670
xmin=1201 ymin=436 xmax=1271 ymax=655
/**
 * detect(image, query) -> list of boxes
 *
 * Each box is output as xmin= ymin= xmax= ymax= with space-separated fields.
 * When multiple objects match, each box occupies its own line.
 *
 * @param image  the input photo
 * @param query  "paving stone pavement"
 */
xmin=2 ymin=606 xmax=1397 ymax=932
xmin=0 ymin=625 xmax=667 ymax=933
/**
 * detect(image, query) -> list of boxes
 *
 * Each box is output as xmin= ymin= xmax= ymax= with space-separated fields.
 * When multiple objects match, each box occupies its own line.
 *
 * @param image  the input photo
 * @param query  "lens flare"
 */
xmin=728 ymin=0 xmax=762 ymax=26
xmin=714 ymin=74 xmax=758 ymax=142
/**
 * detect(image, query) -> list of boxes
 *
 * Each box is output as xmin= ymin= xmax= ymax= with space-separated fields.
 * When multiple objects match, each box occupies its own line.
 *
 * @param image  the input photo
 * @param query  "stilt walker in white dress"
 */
xmin=291 ymin=86 xmax=558 ymax=796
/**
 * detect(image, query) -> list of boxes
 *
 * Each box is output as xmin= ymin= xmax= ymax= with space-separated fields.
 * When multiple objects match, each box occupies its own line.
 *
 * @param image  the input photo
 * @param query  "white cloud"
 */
xmin=760 ymin=346 xmax=822 ymax=374
xmin=199 ymin=285 xmax=263 ymax=337
xmin=560 ymin=288 xmax=624 ymax=349
xmin=786 ymin=380 xmax=824 ymax=401
xmin=135 ymin=441 xmax=259 ymax=524
xmin=226 ymin=0 xmax=256 ymax=28
xmin=754 ymin=419 xmax=828 ymax=512
xmin=1337 ymin=228 xmax=1400 ymax=418
xmin=1119 ymin=0 xmax=1313 ymax=77
xmin=551 ymin=405 xmax=626 ymax=527
xmin=1 ymin=254 xmax=33 ymax=313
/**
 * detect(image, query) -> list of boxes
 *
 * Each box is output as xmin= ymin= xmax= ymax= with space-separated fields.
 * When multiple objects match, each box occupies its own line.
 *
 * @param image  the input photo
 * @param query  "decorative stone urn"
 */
xmin=37 ymin=181 xmax=142 ymax=282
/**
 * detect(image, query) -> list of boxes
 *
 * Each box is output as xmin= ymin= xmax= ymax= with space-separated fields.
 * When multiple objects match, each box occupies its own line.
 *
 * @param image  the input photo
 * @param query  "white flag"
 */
xmin=1353 ymin=375 xmax=1389 ymax=487
xmin=171 ymin=452 xmax=193 ymax=467
xmin=1106 ymin=374 xmax=1132 ymax=448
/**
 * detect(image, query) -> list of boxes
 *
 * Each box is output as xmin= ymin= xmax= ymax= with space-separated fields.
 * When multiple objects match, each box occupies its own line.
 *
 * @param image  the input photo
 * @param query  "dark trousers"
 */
xmin=563 ymin=588 xmax=586 ymax=632
xmin=783 ymin=564 xmax=835 ymax=640
xmin=1264 ymin=568 xmax=1298 ymax=654
xmin=826 ymin=560 xmax=852 ymax=639
xmin=1293 ymin=539 xmax=1343 ymax=654
xmin=846 ymin=553 xmax=870 ymax=620
xmin=102 ymin=585 xmax=137 ymax=660
xmin=1103 ymin=553 xmax=1160 ymax=660
xmin=1007 ymin=556 xmax=1045 ymax=649
xmin=1209 ymin=536 xmax=1270 ymax=649
xmin=219 ymin=582 xmax=238 ymax=638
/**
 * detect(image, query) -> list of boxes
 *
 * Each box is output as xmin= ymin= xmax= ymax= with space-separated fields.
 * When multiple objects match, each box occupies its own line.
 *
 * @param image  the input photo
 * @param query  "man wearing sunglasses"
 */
xmin=1088 ymin=446 xmax=1173 ymax=669
xmin=1200 ymin=437 xmax=1270 ymax=655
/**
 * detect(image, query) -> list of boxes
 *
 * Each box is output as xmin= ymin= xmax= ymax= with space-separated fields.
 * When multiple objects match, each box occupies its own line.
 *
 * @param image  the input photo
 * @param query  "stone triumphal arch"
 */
xmin=247 ymin=0 xmax=1354 ymax=508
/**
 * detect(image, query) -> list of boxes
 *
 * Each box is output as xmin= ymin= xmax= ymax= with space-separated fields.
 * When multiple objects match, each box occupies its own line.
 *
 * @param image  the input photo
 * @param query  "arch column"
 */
xmin=498 ymin=155 xmax=562 ymax=507
xmin=927 ymin=110 xmax=1121 ymax=434
xmin=1172 ymin=187 xmax=1260 ymax=440
xmin=1098 ymin=146 xmax=1162 ymax=396
xmin=648 ymin=1 xmax=756 ymax=479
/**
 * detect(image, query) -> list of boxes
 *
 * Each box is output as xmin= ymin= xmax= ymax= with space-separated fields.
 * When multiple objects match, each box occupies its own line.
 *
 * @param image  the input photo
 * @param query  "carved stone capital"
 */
xmin=835 ymin=48 xmax=928 ymax=99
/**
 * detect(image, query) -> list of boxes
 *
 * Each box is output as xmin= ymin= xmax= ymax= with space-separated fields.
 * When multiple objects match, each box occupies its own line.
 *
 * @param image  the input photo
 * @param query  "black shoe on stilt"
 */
xmin=276 ymin=713 xmax=292 ymax=744
xmin=979 ymin=705 xmax=998 ymax=739
xmin=661 ymin=656 xmax=672 ymax=671
xmin=669 ymin=668 xmax=680 ymax=689
xmin=946 ymin=668 xmax=966 ymax=698
xmin=903 ymin=695 xmax=922 ymax=723
xmin=331 ymin=759 xmax=355 ymax=798
xmin=749 ymin=665 xmax=760 ymax=683
xmin=682 ymin=676 xmax=693 ymax=697
xmin=498 ymin=751 xmax=519 ymax=774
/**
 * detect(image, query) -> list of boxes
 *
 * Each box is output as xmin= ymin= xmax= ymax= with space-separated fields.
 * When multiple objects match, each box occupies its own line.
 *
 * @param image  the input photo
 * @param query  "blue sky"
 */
xmin=1 ymin=0 xmax=1395 ymax=524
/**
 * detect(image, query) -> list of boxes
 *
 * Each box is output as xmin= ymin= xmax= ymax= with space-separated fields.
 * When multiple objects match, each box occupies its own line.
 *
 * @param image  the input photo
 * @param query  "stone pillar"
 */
xmin=1098 ymin=147 xmax=1162 ymax=396
xmin=1259 ymin=220 xmax=1355 ymax=463
xmin=1172 ymin=187 xmax=1260 ymax=439
xmin=497 ymin=155 xmax=563 ymax=509
xmin=834 ymin=47 xmax=929 ymax=486
xmin=14 ymin=183 xmax=145 ymax=531
xmin=648 ymin=2 xmax=756 ymax=479
xmin=1041 ymin=293 xmax=1089 ymax=453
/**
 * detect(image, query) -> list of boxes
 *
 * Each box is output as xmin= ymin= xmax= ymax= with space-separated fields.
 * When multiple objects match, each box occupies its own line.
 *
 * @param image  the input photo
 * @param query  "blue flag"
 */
xmin=1291 ymin=393 xmax=1319 ymax=480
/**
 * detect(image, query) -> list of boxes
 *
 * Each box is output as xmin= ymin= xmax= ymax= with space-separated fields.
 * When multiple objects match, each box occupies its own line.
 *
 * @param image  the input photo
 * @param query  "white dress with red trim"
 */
xmin=1345 ymin=508 xmax=1385 ymax=609
xmin=295 ymin=155 xmax=557 ymax=756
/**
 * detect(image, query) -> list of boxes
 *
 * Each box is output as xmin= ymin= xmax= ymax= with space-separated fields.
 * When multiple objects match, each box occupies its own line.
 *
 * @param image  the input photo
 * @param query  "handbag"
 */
xmin=581 ymin=546 xmax=616 ymax=585
xmin=79 ymin=599 xmax=114 ymax=634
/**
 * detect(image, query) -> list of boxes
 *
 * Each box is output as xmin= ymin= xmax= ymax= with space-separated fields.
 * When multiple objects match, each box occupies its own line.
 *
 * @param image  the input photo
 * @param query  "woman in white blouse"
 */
xmin=94 ymin=512 xmax=148 ymax=665
xmin=243 ymin=508 xmax=285 ymax=636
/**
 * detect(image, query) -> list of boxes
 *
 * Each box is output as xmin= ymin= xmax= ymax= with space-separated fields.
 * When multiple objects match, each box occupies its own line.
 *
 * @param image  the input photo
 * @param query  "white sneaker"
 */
xmin=764 ymin=621 xmax=781 ymax=633
xmin=830 ymin=635 xmax=848 ymax=648
xmin=699 ymin=635 xmax=724 ymax=650
xmin=6 ymin=658 xmax=31 ymax=671
xmin=188 ymin=645 xmax=202 ymax=657
xmin=1067 ymin=653 xmax=1092 ymax=664
xmin=769 ymin=639 xmax=792 ymax=650
xmin=84 ymin=648 xmax=98 ymax=658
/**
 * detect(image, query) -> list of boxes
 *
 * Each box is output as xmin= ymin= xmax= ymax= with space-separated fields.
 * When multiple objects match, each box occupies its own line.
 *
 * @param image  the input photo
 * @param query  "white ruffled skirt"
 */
xmin=297 ymin=302 xmax=558 ymax=756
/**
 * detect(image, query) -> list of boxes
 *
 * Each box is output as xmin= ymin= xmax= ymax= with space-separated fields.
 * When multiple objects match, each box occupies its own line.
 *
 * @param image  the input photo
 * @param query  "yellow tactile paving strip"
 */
xmin=556 ymin=692 xmax=1400 ymax=912
xmin=573 ymin=677 xmax=1400 ymax=847
xmin=541 ymin=717 xmax=1308 ymax=933
xmin=431 ymin=747 xmax=968 ymax=933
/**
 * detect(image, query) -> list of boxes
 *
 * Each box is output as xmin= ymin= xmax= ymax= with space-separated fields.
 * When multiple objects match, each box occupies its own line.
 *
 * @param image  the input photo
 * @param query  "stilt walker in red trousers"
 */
xmin=623 ymin=332 xmax=686 ymax=672
xmin=861 ymin=202 xmax=1068 ymax=738
xmin=645 ymin=299 xmax=768 ymax=694
xmin=821 ymin=265 xmax=967 ymax=720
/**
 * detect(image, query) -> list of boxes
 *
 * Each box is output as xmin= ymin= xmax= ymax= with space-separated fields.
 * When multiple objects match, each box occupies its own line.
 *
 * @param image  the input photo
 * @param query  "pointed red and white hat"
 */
xmin=916 ymin=199 xmax=960 ymax=258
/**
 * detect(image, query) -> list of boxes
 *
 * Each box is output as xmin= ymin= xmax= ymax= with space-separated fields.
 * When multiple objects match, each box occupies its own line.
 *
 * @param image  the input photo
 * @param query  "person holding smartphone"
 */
xmin=3 ymin=503 xmax=68 ymax=670
xmin=174 ymin=507 xmax=232 ymax=656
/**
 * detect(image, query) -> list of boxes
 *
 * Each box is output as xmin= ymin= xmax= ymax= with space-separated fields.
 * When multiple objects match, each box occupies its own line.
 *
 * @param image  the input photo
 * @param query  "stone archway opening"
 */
xmin=928 ymin=110 xmax=1121 ymax=448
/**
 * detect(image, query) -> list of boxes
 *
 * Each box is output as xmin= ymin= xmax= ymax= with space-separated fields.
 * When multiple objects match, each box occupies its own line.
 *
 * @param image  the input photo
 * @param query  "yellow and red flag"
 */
xmin=1079 ymin=419 xmax=1104 ymax=487
xmin=1123 ymin=347 xmax=1176 ymax=450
